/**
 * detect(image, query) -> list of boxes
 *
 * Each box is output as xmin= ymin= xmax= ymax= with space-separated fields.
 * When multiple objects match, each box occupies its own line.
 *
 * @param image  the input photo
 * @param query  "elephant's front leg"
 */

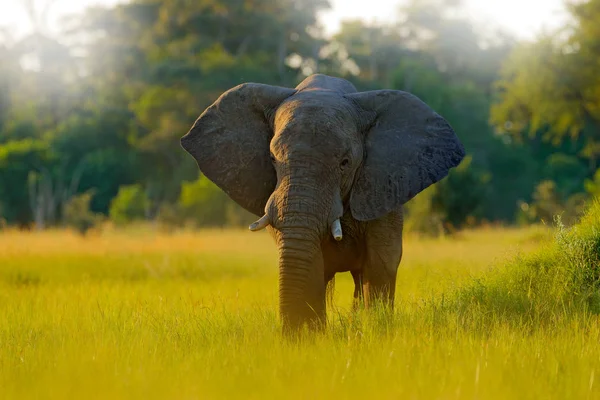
xmin=361 ymin=209 xmax=403 ymax=309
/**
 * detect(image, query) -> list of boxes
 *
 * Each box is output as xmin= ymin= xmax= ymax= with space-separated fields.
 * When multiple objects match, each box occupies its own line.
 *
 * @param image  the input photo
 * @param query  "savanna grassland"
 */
xmin=1 ymin=207 xmax=600 ymax=399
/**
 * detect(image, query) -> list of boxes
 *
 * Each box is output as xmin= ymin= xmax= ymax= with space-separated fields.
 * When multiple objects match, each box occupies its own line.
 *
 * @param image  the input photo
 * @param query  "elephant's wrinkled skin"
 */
xmin=181 ymin=74 xmax=465 ymax=333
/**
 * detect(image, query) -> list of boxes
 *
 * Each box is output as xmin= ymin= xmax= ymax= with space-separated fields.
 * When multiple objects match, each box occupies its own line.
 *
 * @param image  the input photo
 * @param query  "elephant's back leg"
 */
xmin=321 ymin=231 xmax=364 ymax=310
xmin=351 ymin=270 xmax=364 ymax=309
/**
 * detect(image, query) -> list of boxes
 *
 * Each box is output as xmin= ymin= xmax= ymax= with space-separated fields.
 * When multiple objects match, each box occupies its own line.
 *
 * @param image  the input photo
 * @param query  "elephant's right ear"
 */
xmin=181 ymin=83 xmax=295 ymax=216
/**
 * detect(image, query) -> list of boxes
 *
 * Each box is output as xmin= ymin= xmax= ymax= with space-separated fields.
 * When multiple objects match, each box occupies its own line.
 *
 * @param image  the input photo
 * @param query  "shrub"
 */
xmin=224 ymin=202 xmax=256 ymax=228
xmin=405 ymin=155 xmax=489 ymax=235
xmin=517 ymin=180 xmax=586 ymax=226
xmin=404 ymin=186 xmax=445 ymax=236
xmin=455 ymin=200 xmax=600 ymax=319
xmin=63 ymin=191 xmax=102 ymax=235
xmin=178 ymin=178 xmax=228 ymax=227
xmin=177 ymin=177 xmax=254 ymax=228
xmin=109 ymin=184 xmax=148 ymax=226
xmin=433 ymin=155 xmax=490 ymax=229
xmin=155 ymin=202 xmax=182 ymax=232
xmin=584 ymin=168 xmax=600 ymax=198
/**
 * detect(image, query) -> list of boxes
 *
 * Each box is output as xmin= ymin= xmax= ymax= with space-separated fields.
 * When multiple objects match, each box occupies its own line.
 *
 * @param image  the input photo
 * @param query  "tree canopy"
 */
xmin=0 ymin=0 xmax=598 ymax=231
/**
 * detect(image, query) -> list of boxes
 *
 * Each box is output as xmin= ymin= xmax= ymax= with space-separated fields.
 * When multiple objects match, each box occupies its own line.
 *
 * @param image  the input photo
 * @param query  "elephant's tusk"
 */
xmin=331 ymin=219 xmax=343 ymax=241
xmin=249 ymin=214 xmax=270 ymax=231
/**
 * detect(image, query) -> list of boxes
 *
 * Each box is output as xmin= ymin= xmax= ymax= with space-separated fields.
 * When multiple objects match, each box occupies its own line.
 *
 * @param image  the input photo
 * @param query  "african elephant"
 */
xmin=181 ymin=74 xmax=465 ymax=333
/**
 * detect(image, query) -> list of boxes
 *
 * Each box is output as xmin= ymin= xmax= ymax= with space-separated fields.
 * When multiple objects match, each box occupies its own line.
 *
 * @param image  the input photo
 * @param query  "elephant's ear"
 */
xmin=181 ymin=83 xmax=295 ymax=216
xmin=346 ymin=90 xmax=465 ymax=221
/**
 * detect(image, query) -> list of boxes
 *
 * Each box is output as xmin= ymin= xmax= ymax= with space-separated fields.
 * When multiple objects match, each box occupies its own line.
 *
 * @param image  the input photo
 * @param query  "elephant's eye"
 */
xmin=270 ymin=153 xmax=276 ymax=163
xmin=340 ymin=158 xmax=350 ymax=168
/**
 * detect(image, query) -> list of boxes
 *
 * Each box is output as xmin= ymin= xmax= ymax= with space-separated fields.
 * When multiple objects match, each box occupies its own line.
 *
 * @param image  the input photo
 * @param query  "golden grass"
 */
xmin=1 ymin=224 xmax=598 ymax=399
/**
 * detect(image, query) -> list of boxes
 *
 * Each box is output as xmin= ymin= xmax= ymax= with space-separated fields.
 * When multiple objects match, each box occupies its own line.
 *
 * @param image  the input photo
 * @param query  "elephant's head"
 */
xmin=181 ymin=74 xmax=465 ymax=332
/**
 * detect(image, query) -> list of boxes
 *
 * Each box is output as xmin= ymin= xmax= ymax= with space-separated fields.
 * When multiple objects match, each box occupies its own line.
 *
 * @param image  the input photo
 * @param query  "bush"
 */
xmin=455 ymin=200 xmax=600 ymax=319
xmin=584 ymin=168 xmax=600 ymax=198
xmin=404 ymin=186 xmax=445 ymax=236
xmin=517 ymin=180 xmax=586 ymax=226
xmin=433 ymin=155 xmax=490 ymax=229
xmin=109 ymin=184 xmax=149 ymax=226
xmin=405 ymin=155 xmax=489 ymax=235
xmin=178 ymin=178 xmax=228 ymax=227
xmin=177 ymin=177 xmax=255 ymax=228
xmin=63 ymin=191 xmax=102 ymax=235
xmin=155 ymin=202 xmax=182 ymax=232
xmin=0 ymin=139 xmax=51 ymax=226
xmin=543 ymin=153 xmax=587 ymax=198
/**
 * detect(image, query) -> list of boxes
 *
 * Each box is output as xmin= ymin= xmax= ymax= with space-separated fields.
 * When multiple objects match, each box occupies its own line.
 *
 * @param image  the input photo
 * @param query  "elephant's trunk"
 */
xmin=274 ymin=181 xmax=331 ymax=334
xmin=278 ymin=227 xmax=324 ymax=333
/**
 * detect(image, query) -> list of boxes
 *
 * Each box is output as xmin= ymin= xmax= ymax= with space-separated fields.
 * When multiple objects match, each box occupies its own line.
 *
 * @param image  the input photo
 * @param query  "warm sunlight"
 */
xmin=1 ymin=0 xmax=122 ymax=37
xmin=1 ymin=0 xmax=567 ymax=39
xmin=3 ymin=0 xmax=600 ymax=397
xmin=322 ymin=0 xmax=567 ymax=38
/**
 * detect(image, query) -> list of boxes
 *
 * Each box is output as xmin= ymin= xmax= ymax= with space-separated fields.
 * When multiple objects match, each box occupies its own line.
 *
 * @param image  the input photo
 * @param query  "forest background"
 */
xmin=2 ymin=0 xmax=599 ymax=234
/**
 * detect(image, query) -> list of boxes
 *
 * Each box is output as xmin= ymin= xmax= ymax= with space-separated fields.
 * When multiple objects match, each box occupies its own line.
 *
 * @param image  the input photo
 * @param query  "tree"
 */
xmin=109 ymin=184 xmax=149 ymax=225
xmin=0 ymin=0 xmax=592 ymax=230
xmin=491 ymin=0 xmax=600 ymax=170
xmin=0 ymin=140 xmax=51 ymax=226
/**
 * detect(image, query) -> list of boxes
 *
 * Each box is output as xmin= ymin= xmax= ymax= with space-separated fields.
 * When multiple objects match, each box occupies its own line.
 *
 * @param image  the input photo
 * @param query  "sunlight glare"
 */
xmin=321 ymin=0 xmax=567 ymax=39
xmin=0 ymin=0 xmax=123 ymax=38
xmin=1 ymin=0 xmax=568 ymax=41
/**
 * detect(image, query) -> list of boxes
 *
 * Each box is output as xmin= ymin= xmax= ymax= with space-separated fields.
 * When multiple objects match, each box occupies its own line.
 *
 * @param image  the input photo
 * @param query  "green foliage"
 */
xmin=517 ymin=180 xmax=586 ymax=226
xmin=49 ymin=107 xmax=138 ymax=214
xmin=406 ymin=156 xmax=489 ymax=234
xmin=109 ymin=184 xmax=149 ymax=225
xmin=543 ymin=153 xmax=588 ymax=198
xmin=63 ymin=191 xmax=103 ymax=235
xmin=178 ymin=178 xmax=228 ymax=227
xmin=0 ymin=0 xmax=598 ymax=229
xmin=519 ymin=181 xmax=564 ymax=225
xmin=404 ymin=186 xmax=445 ymax=236
xmin=433 ymin=156 xmax=490 ymax=229
xmin=178 ymin=178 xmax=254 ymax=228
xmin=584 ymin=169 xmax=600 ymax=198
xmin=0 ymin=139 xmax=51 ymax=226
xmin=457 ymin=200 xmax=600 ymax=317
xmin=491 ymin=0 xmax=600 ymax=164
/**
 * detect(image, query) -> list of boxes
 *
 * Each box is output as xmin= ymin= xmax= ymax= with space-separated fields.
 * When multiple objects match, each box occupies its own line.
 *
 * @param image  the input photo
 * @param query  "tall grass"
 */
xmin=454 ymin=200 xmax=600 ymax=325
xmin=0 ymin=207 xmax=598 ymax=399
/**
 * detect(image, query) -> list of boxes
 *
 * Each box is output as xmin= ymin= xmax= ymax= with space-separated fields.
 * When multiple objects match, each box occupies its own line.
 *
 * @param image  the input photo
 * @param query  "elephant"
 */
xmin=180 ymin=74 xmax=465 ymax=333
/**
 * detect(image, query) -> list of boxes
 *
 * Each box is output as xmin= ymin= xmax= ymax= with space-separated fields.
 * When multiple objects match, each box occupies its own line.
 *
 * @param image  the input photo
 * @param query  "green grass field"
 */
xmin=1 ymin=212 xmax=599 ymax=399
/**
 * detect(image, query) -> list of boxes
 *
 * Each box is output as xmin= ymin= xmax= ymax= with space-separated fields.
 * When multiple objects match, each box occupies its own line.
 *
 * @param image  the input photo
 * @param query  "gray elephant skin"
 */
xmin=181 ymin=74 xmax=465 ymax=333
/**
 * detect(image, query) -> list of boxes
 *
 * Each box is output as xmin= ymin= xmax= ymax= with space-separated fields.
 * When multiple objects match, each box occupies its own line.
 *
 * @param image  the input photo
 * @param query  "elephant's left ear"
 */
xmin=345 ymin=90 xmax=465 ymax=221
